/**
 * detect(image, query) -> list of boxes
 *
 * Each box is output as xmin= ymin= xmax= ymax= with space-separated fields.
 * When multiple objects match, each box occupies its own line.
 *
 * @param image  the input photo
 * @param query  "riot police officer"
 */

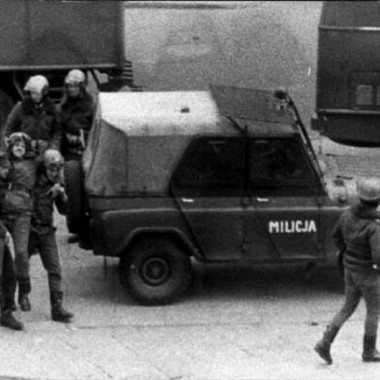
xmin=315 ymin=177 xmax=380 ymax=364
xmin=28 ymin=149 xmax=74 ymax=322
xmin=4 ymin=75 xmax=61 ymax=157
xmin=58 ymin=69 xmax=95 ymax=161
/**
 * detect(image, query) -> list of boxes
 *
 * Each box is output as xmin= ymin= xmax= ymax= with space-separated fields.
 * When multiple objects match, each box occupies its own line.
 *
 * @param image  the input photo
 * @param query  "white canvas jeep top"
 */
xmin=83 ymin=88 xmax=297 ymax=196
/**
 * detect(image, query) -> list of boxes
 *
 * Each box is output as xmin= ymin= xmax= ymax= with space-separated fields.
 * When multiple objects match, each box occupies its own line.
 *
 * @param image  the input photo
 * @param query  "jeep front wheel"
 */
xmin=120 ymin=238 xmax=192 ymax=305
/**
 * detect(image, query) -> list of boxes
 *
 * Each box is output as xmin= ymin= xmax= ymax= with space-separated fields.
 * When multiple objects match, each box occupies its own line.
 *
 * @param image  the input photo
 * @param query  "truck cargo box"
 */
xmin=314 ymin=1 xmax=380 ymax=146
xmin=0 ymin=0 xmax=124 ymax=70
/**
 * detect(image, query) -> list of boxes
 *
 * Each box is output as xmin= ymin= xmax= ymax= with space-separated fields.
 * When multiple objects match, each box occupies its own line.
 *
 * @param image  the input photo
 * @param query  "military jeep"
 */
xmin=65 ymin=85 xmax=355 ymax=305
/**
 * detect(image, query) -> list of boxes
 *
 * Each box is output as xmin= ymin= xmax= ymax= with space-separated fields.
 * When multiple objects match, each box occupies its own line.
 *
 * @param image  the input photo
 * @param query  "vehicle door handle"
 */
xmin=182 ymin=198 xmax=194 ymax=203
xmin=256 ymin=197 xmax=269 ymax=202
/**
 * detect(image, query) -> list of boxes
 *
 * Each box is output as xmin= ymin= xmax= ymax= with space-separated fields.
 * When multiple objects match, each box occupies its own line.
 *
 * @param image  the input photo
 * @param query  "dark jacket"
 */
xmin=332 ymin=203 xmax=380 ymax=271
xmin=0 ymin=178 xmax=8 ymax=238
xmin=4 ymin=97 xmax=61 ymax=150
xmin=0 ymin=155 xmax=37 ymax=215
xmin=59 ymin=91 xmax=95 ymax=157
xmin=31 ymin=169 xmax=68 ymax=234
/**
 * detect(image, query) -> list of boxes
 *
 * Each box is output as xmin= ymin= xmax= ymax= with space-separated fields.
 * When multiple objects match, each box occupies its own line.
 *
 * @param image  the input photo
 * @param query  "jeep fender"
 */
xmin=119 ymin=228 xmax=204 ymax=261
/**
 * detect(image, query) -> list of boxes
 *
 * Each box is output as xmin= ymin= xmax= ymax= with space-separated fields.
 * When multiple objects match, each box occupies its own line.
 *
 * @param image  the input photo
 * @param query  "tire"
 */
xmin=0 ymin=89 xmax=14 ymax=132
xmin=64 ymin=160 xmax=86 ymax=234
xmin=120 ymin=238 xmax=192 ymax=305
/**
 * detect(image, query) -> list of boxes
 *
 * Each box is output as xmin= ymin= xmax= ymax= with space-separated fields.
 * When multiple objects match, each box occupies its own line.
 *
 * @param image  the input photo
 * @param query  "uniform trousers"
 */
xmin=331 ymin=268 xmax=380 ymax=336
xmin=2 ymin=214 xmax=31 ymax=282
xmin=28 ymin=230 xmax=62 ymax=294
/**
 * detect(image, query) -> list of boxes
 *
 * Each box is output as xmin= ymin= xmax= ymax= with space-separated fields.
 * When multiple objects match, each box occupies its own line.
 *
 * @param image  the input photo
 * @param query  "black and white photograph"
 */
xmin=1 ymin=1 xmax=380 ymax=379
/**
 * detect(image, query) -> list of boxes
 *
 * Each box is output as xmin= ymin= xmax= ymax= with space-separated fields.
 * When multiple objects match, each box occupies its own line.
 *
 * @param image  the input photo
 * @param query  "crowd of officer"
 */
xmin=0 ymin=70 xmax=95 ymax=331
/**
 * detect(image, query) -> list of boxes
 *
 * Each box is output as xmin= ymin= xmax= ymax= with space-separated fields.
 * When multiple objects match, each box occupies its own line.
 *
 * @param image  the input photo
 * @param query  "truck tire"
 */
xmin=120 ymin=238 xmax=192 ymax=305
xmin=64 ymin=160 xmax=86 ymax=234
xmin=0 ymin=89 xmax=14 ymax=131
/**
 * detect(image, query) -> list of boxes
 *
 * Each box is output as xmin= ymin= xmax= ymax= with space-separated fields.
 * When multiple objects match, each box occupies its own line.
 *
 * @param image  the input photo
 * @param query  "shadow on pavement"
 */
xmin=60 ymin=251 xmax=344 ymax=307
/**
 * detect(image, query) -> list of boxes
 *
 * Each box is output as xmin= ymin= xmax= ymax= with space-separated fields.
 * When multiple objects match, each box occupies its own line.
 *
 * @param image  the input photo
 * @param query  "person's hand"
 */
xmin=5 ymin=230 xmax=15 ymax=259
xmin=47 ymin=183 xmax=66 ymax=198
xmin=66 ymin=133 xmax=79 ymax=145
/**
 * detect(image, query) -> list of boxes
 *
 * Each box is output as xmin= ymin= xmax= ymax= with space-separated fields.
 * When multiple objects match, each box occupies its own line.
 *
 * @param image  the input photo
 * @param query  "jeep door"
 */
xmin=171 ymin=137 xmax=245 ymax=261
xmin=244 ymin=135 xmax=325 ymax=261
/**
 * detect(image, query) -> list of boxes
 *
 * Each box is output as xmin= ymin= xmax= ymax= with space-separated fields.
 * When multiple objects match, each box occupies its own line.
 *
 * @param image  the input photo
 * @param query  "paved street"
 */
xmin=1 ymin=153 xmax=380 ymax=380
xmin=2 ymin=1 xmax=380 ymax=379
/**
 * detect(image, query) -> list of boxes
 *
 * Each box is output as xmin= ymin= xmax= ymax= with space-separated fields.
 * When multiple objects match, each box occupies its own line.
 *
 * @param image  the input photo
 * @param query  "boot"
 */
xmin=50 ymin=291 xmax=74 ymax=323
xmin=0 ymin=308 xmax=23 ymax=331
xmin=314 ymin=325 xmax=340 ymax=365
xmin=18 ymin=279 xmax=31 ymax=312
xmin=9 ymin=299 xmax=17 ymax=311
xmin=362 ymin=335 xmax=380 ymax=362
xmin=18 ymin=294 xmax=31 ymax=312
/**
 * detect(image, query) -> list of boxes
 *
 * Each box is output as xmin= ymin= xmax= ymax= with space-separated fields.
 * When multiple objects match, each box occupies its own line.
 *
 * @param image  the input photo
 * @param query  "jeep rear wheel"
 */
xmin=64 ymin=160 xmax=86 ymax=234
xmin=120 ymin=238 xmax=192 ymax=305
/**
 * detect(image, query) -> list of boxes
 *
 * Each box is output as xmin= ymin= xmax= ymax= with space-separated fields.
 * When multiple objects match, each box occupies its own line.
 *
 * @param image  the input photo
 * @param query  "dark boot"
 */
xmin=18 ymin=294 xmax=31 ymax=312
xmin=0 ymin=307 xmax=23 ymax=331
xmin=314 ymin=325 xmax=340 ymax=365
xmin=18 ymin=279 xmax=31 ymax=312
xmin=362 ymin=335 xmax=380 ymax=362
xmin=50 ymin=291 xmax=74 ymax=323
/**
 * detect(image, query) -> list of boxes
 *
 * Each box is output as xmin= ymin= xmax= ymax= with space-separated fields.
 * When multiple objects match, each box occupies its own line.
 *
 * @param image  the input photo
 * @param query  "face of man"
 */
xmin=30 ymin=90 xmax=43 ymax=104
xmin=66 ymin=83 xmax=81 ymax=98
xmin=46 ymin=164 xmax=63 ymax=183
xmin=12 ymin=141 xmax=26 ymax=158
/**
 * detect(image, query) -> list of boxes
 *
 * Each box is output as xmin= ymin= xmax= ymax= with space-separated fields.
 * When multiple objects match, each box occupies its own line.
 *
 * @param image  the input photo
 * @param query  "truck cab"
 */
xmin=312 ymin=1 xmax=380 ymax=146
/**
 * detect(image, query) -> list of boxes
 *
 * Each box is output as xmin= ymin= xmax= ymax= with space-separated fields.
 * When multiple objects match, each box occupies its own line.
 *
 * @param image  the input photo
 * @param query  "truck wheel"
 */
xmin=120 ymin=238 xmax=192 ymax=305
xmin=64 ymin=160 xmax=86 ymax=234
xmin=0 ymin=89 xmax=14 ymax=131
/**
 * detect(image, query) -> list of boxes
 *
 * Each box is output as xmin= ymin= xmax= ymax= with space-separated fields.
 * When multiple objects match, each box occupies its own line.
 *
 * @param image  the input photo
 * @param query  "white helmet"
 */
xmin=24 ymin=75 xmax=49 ymax=94
xmin=357 ymin=177 xmax=380 ymax=202
xmin=65 ymin=69 xmax=86 ymax=86
xmin=43 ymin=149 xmax=64 ymax=169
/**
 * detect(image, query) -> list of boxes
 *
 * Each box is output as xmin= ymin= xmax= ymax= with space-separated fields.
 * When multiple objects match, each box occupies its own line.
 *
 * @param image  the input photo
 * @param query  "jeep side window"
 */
xmin=249 ymin=137 xmax=316 ymax=188
xmin=175 ymin=138 xmax=244 ymax=188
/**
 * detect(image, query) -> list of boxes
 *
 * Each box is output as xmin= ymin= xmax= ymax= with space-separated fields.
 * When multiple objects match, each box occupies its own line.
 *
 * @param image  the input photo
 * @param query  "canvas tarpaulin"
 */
xmin=82 ymin=91 xmax=221 ymax=196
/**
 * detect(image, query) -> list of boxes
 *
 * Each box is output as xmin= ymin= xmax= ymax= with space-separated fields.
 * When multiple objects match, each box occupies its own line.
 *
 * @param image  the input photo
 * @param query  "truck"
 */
xmin=64 ymin=84 xmax=356 ymax=305
xmin=312 ymin=1 xmax=380 ymax=147
xmin=0 ymin=0 xmax=136 ymax=129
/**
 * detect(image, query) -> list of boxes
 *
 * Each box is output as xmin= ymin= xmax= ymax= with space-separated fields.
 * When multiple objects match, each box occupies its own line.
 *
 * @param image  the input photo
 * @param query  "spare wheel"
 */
xmin=64 ymin=160 xmax=87 ymax=234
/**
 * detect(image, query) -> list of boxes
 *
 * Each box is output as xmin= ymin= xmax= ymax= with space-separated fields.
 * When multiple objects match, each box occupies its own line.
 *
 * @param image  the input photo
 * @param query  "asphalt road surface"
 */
xmin=0 ymin=211 xmax=373 ymax=380
xmin=2 ymin=2 xmax=380 ymax=379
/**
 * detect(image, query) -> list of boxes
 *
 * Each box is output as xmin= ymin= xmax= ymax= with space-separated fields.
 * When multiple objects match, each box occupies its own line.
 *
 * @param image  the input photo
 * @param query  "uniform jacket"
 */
xmin=59 ymin=91 xmax=95 ymax=156
xmin=332 ymin=203 xmax=380 ymax=271
xmin=0 ymin=178 xmax=8 ymax=238
xmin=0 ymin=155 xmax=37 ymax=215
xmin=4 ymin=97 xmax=61 ymax=149
xmin=31 ymin=169 xmax=68 ymax=234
